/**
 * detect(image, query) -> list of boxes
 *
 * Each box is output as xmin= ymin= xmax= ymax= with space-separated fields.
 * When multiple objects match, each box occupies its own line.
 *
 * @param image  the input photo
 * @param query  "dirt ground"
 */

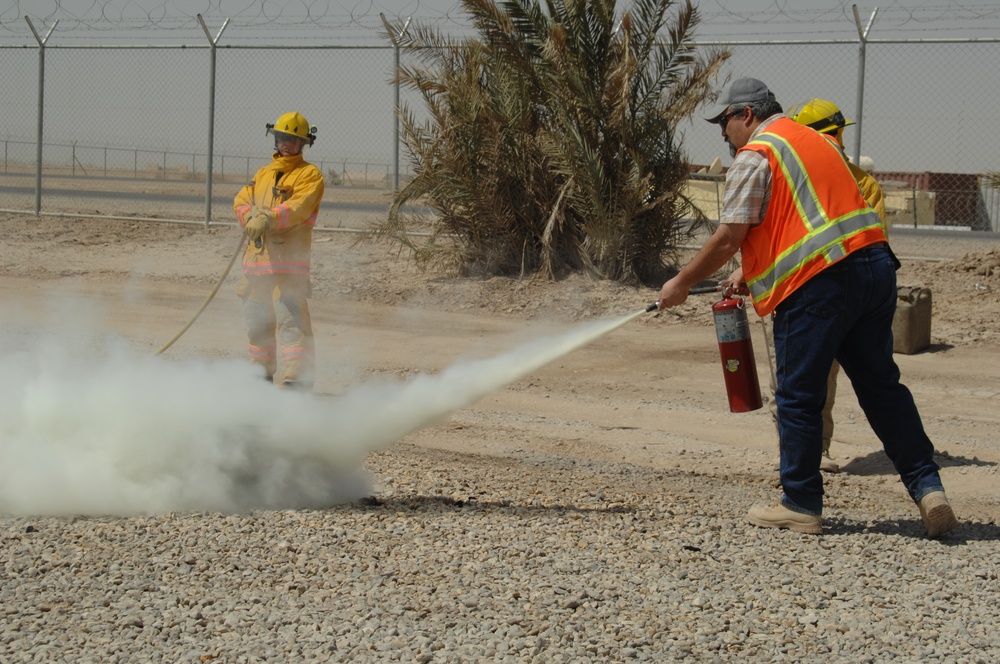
xmin=1 ymin=192 xmax=999 ymax=526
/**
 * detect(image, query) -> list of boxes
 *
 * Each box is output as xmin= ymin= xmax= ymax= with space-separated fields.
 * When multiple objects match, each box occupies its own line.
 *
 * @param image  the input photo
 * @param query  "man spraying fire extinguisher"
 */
xmin=656 ymin=78 xmax=957 ymax=539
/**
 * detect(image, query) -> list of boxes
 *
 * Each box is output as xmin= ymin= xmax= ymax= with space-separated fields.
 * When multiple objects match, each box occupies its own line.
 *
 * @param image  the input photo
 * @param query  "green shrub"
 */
xmin=377 ymin=0 xmax=728 ymax=284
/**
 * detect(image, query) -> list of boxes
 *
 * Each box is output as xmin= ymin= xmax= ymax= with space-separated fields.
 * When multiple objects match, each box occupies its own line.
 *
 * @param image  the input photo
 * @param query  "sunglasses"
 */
xmin=718 ymin=108 xmax=745 ymax=128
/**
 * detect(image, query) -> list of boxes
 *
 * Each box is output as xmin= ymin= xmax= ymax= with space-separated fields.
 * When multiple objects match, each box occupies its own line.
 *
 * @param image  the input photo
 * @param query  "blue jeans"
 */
xmin=772 ymin=246 xmax=943 ymax=515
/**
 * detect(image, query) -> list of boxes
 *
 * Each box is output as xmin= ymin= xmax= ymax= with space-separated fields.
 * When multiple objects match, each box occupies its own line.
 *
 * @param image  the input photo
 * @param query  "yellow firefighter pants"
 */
xmin=239 ymin=274 xmax=315 ymax=389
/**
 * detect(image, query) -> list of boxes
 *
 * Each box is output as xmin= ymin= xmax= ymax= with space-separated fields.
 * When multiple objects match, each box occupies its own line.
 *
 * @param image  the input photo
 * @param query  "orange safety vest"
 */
xmin=738 ymin=117 xmax=886 ymax=316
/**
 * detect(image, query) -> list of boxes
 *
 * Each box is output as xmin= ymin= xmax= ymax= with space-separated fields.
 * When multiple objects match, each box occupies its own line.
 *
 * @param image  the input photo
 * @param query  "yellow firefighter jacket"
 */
xmin=233 ymin=152 xmax=325 ymax=277
xmin=849 ymin=160 xmax=886 ymax=230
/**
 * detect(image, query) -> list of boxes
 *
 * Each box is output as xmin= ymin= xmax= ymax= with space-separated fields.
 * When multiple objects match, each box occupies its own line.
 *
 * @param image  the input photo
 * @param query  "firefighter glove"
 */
xmin=245 ymin=211 xmax=273 ymax=242
xmin=242 ymin=205 xmax=258 ymax=225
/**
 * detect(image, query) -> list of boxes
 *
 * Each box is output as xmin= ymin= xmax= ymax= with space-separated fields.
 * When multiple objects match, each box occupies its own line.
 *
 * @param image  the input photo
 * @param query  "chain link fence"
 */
xmin=680 ymin=39 xmax=1000 ymax=233
xmin=0 ymin=41 xmax=409 ymax=225
xmin=1 ymin=12 xmax=998 ymax=232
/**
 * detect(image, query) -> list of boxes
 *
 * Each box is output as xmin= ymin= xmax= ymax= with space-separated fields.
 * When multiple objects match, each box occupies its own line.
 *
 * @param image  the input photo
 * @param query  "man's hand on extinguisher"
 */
xmin=657 ymin=275 xmax=690 ymax=309
xmin=724 ymin=266 xmax=751 ymax=296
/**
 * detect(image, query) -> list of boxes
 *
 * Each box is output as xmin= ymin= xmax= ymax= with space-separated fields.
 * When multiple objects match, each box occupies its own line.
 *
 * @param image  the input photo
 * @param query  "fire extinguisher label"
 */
xmin=714 ymin=310 xmax=750 ymax=343
xmin=725 ymin=358 xmax=741 ymax=373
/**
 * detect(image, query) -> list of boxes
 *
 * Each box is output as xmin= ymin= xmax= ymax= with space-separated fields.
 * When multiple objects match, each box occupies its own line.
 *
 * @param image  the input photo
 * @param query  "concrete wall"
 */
xmin=881 ymin=184 xmax=937 ymax=229
xmin=685 ymin=174 xmax=942 ymax=230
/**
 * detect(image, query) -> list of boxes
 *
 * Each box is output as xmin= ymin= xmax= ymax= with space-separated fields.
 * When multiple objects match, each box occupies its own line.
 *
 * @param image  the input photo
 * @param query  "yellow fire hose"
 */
xmin=154 ymin=231 xmax=247 ymax=356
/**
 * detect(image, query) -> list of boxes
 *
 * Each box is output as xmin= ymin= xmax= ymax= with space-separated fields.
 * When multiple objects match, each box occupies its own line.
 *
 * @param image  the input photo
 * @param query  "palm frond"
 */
xmin=373 ymin=0 xmax=730 ymax=283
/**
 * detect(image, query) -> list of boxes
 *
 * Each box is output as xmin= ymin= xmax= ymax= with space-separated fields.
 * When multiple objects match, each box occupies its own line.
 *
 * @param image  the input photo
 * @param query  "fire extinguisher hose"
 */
xmin=645 ymin=284 xmax=722 ymax=311
xmin=154 ymin=231 xmax=247 ymax=356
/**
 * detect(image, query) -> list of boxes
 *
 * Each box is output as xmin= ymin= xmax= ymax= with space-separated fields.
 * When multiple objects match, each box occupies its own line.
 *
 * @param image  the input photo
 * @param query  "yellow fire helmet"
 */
xmin=788 ymin=98 xmax=854 ymax=135
xmin=266 ymin=111 xmax=317 ymax=146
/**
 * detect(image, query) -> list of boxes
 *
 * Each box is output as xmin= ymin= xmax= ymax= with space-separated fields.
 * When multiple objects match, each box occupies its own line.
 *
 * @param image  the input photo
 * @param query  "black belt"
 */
xmin=867 ymin=241 xmax=901 ymax=269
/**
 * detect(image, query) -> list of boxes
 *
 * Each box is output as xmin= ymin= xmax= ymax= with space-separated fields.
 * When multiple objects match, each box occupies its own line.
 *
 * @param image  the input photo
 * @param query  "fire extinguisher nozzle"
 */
xmin=645 ymin=302 xmax=659 ymax=313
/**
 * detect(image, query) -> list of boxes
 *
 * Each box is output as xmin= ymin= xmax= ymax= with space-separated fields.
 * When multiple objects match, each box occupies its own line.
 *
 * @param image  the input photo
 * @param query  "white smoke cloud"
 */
xmin=0 ymin=296 xmax=641 ymax=517
xmin=0 ymin=331 xmax=373 ymax=516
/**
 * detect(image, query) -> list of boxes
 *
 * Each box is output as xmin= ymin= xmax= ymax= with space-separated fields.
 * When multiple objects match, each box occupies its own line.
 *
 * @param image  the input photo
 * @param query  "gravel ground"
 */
xmin=3 ymin=443 xmax=998 ymax=663
xmin=1 ymin=187 xmax=998 ymax=662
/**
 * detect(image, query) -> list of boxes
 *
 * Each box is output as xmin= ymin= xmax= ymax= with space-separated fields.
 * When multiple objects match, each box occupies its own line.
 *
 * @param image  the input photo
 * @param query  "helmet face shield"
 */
xmin=270 ymin=130 xmax=303 ymax=144
xmin=266 ymin=128 xmax=306 ymax=155
xmin=804 ymin=110 xmax=847 ymax=133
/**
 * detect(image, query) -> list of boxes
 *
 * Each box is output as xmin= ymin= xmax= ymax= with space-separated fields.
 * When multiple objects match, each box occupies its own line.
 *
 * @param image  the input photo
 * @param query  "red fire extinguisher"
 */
xmin=712 ymin=287 xmax=763 ymax=413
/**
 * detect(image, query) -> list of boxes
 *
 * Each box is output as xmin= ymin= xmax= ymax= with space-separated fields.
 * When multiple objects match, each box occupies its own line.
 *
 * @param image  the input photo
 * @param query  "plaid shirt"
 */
xmin=720 ymin=114 xmax=784 ymax=227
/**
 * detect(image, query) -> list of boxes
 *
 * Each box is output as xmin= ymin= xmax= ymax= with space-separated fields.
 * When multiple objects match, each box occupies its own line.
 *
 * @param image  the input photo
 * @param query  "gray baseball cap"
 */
xmin=705 ymin=77 xmax=776 ymax=123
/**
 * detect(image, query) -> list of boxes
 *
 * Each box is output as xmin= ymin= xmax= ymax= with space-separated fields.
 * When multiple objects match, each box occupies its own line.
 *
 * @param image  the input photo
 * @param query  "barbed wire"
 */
xmin=696 ymin=1 xmax=1000 ymax=39
xmin=1 ymin=0 xmax=999 ymax=44
xmin=0 ymin=1 xmax=459 ymax=44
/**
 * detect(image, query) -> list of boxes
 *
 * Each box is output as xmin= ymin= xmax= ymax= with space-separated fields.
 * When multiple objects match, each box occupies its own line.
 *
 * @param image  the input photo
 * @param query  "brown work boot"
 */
xmin=918 ymin=491 xmax=959 ymax=538
xmin=748 ymin=504 xmax=822 ymax=534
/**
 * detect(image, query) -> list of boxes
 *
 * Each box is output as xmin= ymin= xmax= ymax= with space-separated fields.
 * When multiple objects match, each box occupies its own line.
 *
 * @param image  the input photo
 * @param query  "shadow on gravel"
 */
xmin=914 ymin=342 xmax=955 ymax=354
xmin=352 ymin=494 xmax=636 ymax=515
xmin=821 ymin=516 xmax=1000 ymax=543
xmin=842 ymin=450 xmax=996 ymax=476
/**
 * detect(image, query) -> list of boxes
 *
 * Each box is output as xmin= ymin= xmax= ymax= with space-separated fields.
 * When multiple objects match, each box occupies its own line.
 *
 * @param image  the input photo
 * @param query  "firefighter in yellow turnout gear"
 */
xmin=234 ymin=112 xmax=325 ymax=390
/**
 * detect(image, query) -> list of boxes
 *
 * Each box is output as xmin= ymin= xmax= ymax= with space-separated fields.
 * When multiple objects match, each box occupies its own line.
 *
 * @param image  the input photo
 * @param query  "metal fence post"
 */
xmin=25 ymin=17 xmax=57 ymax=217
xmin=392 ymin=40 xmax=401 ymax=192
xmin=851 ymin=5 xmax=877 ymax=167
xmin=380 ymin=14 xmax=411 ymax=193
xmin=198 ymin=14 xmax=230 ymax=228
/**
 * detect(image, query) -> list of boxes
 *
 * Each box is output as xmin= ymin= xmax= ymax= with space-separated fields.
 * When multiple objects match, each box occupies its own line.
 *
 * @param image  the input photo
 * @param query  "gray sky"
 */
xmin=3 ymin=0 xmax=998 ymax=42
xmin=1 ymin=1 xmax=997 ymax=174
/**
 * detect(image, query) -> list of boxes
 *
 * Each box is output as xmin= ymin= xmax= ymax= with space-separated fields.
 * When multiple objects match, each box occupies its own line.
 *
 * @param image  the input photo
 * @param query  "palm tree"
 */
xmin=377 ymin=0 xmax=728 ymax=284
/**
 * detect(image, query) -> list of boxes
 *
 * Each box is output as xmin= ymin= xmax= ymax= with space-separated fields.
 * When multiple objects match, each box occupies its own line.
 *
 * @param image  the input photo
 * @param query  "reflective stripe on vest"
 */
xmin=744 ymin=131 xmax=884 ymax=308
